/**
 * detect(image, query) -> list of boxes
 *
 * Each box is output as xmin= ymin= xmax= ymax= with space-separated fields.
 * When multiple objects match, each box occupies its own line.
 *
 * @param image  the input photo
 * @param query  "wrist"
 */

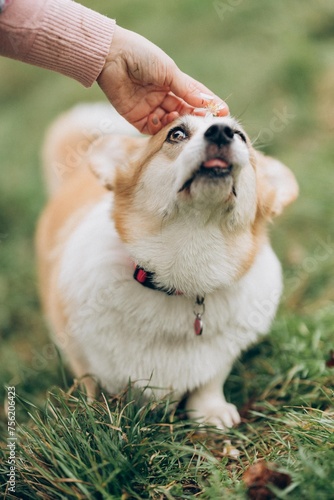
xmin=98 ymin=25 xmax=127 ymax=82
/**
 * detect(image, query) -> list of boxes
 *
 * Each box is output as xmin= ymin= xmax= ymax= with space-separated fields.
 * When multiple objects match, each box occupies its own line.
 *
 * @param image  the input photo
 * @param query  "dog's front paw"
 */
xmin=203 ymin=401 xmax=241 ymax=429
xmin=186 ymin=397 xmax=241 ymax=430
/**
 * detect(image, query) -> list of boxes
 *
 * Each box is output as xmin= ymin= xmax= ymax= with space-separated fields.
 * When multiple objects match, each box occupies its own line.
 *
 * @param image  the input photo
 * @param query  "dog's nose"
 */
xmin=204 ymin=124 xmax=234 ymax=146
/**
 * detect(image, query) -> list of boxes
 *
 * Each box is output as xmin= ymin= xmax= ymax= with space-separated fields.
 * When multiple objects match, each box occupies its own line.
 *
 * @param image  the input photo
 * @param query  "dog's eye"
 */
xmin=167 ymin=126 xmax=188 ymax=143
xmin=234 ymin=130 xmax=247 ymax=143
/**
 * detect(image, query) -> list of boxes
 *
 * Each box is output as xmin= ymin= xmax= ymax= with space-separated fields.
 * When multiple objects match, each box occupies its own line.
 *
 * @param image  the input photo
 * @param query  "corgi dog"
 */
xmin=36 ymin=104 xmax=298 ymax=428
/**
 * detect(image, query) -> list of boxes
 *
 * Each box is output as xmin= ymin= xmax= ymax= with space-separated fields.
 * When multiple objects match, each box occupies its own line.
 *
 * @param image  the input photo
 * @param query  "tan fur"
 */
xmin=37 ymin=121 xmax=296 ymax=317
xmin=254 ymin=150 xmax=299 ymax=219
xmin=36 ymin=169 xmax=106 ymax=393
xmin=36 ymin=111 xmax=298 ymax=399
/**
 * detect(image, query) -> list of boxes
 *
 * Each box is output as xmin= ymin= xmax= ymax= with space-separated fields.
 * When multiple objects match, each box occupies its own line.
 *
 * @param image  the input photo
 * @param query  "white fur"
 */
xmin=45 ymin=109 xmax=294 ymax=429
xmin=58 ymin=196 xmax=282 ymax=426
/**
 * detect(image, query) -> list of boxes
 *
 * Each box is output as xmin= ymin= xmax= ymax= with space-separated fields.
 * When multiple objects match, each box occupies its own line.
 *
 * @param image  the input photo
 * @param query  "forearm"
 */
xmin=0 ymin=0 xmax=115 ymax=87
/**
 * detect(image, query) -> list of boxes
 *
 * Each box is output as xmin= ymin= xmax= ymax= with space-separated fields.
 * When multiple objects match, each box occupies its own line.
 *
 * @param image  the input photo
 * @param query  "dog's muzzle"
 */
xmin=178 ymin=124 xmax=235 ymax=192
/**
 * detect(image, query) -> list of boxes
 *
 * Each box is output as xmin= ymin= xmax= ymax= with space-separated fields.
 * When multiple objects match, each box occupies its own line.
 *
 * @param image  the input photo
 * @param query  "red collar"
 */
xmin=133 ymin=264 xmax=204 ymax=335
xmin=133 ymin=264 xmax=182 ymax=295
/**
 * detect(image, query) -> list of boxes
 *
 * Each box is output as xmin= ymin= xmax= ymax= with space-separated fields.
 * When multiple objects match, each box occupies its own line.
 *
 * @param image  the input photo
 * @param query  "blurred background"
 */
xmin=0 ymin=0 xmax=333 ymax=407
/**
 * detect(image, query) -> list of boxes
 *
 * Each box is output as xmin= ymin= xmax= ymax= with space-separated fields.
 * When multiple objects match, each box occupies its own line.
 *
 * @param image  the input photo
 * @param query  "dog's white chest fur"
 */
xmin=38 ymin=107 xmax=298 ymax=428
xmin=59 ymin=196 xmax=282 ymax=399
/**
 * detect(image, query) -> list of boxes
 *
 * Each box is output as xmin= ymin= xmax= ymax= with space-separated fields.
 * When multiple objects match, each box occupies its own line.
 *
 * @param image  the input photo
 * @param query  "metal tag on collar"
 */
xmin=193 ymin=295 xmax=205 ymax=336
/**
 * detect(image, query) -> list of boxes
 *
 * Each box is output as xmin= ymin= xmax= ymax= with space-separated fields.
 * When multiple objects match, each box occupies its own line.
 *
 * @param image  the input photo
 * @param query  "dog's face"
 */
xmin=128 ymin=116 xmax=256 ymax=229
xmin=90 ymin=115 xmax=298 ymax=295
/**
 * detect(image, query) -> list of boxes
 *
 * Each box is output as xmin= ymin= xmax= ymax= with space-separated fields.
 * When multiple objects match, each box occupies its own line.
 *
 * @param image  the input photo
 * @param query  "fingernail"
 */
xmin=217 ymin=103 xmax=230 ymax=115
xmin=199 ymin=92 xmax=214 ymax=102
xmin=152 ymin=116 xmax=159 ymax=125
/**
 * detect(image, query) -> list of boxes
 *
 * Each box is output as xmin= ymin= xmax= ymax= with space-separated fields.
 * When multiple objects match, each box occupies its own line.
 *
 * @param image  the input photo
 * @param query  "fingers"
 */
xmin=155 ymin=93 xmax=194 ymax=115
xmin=132 ymin=73 xmax=230 ymax=135
xmin=146 ymin=114 xmax=162 ymax=135
xmin=146 ymin=112 xmax=179 ymax=134
xmin=162 ymin=111 xmax=180 ymax=125
xmin=145 ymin=108 xmax=180 ymax=135
xmin=169 ymin=69 xmax=229 ymax=116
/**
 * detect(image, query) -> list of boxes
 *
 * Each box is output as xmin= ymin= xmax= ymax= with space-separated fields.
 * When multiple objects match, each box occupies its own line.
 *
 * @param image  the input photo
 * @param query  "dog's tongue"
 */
xmin=202 ymin=158 xmax=229 ymax=169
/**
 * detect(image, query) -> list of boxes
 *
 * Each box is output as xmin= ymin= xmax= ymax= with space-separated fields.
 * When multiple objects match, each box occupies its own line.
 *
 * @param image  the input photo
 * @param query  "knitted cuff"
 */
xmin=25 ymin=0 xmax=115 ymax=87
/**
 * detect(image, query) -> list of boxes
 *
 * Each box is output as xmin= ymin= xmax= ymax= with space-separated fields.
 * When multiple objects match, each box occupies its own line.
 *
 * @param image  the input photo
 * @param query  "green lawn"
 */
xmin=0 ymin=1 xmax=333 ymax=498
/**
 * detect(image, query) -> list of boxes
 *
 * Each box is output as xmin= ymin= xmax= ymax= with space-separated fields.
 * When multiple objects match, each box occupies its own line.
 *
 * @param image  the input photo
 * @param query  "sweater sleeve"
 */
xmin=0 ymin=0 xmax=115 ymax=87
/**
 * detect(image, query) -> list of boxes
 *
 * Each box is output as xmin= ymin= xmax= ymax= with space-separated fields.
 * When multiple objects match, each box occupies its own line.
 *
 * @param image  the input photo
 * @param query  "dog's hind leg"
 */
xmin=55 ymin=328 xmax=98 ymax=400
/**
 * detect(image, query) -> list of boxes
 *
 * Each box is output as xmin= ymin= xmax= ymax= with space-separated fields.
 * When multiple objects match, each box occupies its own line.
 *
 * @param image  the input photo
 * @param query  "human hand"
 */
xmin=97 ymin=26 xmax=229 ymax=134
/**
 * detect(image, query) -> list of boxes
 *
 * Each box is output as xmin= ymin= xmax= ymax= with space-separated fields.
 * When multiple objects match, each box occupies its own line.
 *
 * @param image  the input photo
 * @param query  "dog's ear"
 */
xmin=254 ymin=150 xmax=299 ymax=218
xmin=89 ymin=135 xmax=145 ymax=190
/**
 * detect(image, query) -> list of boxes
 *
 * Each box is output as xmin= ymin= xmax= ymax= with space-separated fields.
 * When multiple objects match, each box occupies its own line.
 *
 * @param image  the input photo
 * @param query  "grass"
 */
xmin=0 ymin=0 xmax=334 ymax=498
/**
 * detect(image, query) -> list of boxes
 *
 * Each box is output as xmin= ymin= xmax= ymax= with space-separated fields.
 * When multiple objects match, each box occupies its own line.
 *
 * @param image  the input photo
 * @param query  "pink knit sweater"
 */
xmin=0 ymin=0 xmax=115 ymax=87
